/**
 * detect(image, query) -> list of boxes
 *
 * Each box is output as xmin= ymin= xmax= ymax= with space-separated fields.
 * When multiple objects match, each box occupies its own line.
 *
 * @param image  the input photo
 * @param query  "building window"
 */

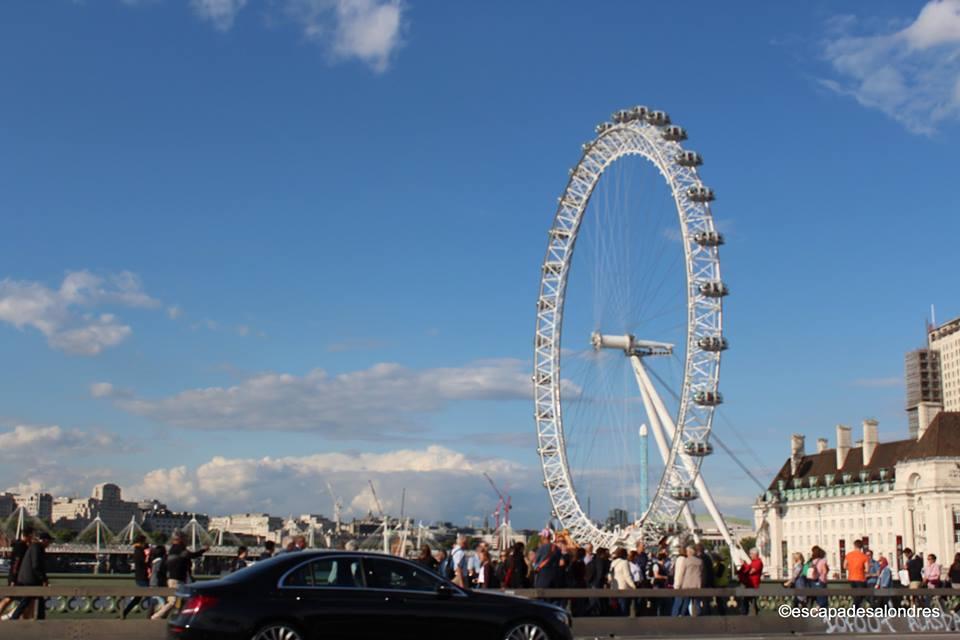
xmin=953 ymin=510 xmax=960 ymax=544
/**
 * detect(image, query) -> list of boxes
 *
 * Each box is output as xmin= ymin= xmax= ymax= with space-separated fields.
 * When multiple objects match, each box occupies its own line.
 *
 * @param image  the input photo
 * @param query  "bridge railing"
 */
xmin=1 ymin=584 xmax=959 ymax=619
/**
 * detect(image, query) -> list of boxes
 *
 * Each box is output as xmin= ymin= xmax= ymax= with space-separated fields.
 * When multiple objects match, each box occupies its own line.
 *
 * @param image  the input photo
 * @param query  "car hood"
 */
xmin=466 ymin=589 xmax=566 ymax=613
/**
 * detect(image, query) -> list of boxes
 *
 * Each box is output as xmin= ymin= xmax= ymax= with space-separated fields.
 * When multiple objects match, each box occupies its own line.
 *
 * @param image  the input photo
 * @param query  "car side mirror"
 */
xmin=436 ymin=583 xmax=455 ymax=600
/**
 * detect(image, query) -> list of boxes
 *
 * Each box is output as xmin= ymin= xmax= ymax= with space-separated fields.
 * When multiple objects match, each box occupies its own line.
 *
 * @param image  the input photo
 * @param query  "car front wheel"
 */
xmin=251 ymin=622 xmax=304 ymax=640
xmin=503 ymin=621 xmax=551 ymax=640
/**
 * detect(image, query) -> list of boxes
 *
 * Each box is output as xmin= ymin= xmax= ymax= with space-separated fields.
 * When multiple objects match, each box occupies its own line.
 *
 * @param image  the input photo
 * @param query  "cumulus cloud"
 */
xmin=820 ymin=0 xmax=960 ymax=134
xmin=130 ymin=445 xmax=532 ymax=522
xmin=0 ymin=270 xmax=159 ymax=355
xmin=93 ymin=358 xmax=558 ymax=438
xmin=286 ymin=0 xmax=405 ymax=72
xmin=190 ymin=0 xmax=247 ymax=31
xmin=0 ymin=424 xmax=114 ymax=461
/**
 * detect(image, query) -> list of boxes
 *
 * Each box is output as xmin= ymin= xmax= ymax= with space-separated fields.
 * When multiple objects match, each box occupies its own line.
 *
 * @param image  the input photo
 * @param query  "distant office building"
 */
xmin=905 ymin=348 xmax=943 ymax=438
xmin=14 ymin=492 xmax=52 ymax=522
xmin=606 ymin=508 xmax=629 ymax=529
xmin=51 ymin=484 xmax=140 ymax=533
xmin=0 ymin=493 xmax=16 ymax=519
xmin=52 ymin=496 xmax=94 ymax=532
xmin=929 ymin=315 xmax=960 ymax=412
xmin=88 ymin=483 xmax=140 ymax=532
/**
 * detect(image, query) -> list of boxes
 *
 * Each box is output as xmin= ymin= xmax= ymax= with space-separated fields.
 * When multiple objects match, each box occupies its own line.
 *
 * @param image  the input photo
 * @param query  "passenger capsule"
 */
xmin=668 ymin=485 xmax=699 ymax=501
xmin=698 ymin=281 xmax=729 ymax=298
xmin=646 ymin=110 xmax=671 ymax=126
xmin=693 ymin=230 xmax=724 ymax=246
xmin=662 ymin=125 xmax=687 ymax=141
xmin=686 ymin=185 xmax=715 ymax=202
xmin=683 ymin=441 xmax=714 ymax=457
xmin=612 ymin=109 xmax=632 ymax=123
xmin=697 ymin=336 xmax=728 ymax=352
xmin=675 ymin=151 xmax=702 ymax=167
xmin=693 ymin=390 xmax=723 ymax=406
xmin=595 ymin=122 xmax=614 ymax=134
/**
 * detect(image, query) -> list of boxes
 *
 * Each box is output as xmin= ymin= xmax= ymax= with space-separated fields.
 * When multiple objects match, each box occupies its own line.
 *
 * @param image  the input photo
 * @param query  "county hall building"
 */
xmin=752 ymin=413 xmax=960 ymax=579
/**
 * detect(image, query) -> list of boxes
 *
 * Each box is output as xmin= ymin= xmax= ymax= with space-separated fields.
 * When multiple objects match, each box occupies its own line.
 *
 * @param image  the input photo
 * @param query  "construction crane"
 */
xmin=367 ymin=480 xmax=390 ymax=554
xmin=483 ymin=472 xmax=512 ymax=550
xmin=326 ymin=482 xmax=343 ymax=532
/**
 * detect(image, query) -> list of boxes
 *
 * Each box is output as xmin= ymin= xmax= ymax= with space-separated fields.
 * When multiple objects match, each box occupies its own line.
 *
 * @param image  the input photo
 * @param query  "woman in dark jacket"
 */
xmin=416 ymin=544 xmax=438 ymax=571
xmin=504 ymin=542 xmax=528 ymax=589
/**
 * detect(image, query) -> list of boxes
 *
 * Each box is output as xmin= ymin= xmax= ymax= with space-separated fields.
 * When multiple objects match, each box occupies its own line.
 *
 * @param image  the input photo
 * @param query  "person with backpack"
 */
xmin=808 ymin=545 xmax=829 ymax=609
xmin=151 ymin=534 xmax=208 ymax=619
xmin=785 ymin=552 xmax=806 ymax=607
xmin=436 ymin=549 xmax=455 ymax=582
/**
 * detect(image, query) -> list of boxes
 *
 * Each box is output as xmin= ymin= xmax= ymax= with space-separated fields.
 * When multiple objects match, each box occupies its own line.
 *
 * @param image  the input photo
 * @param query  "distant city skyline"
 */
xmin=1 ymin=0 xmax=959 ymax=528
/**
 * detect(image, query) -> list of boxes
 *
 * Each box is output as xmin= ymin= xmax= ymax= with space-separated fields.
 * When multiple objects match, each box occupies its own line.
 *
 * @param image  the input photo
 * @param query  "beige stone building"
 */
xmin=753 ymin=413 xmax=960 ymax=580
xmin=930 ymin=316 xmax=960 ymax=412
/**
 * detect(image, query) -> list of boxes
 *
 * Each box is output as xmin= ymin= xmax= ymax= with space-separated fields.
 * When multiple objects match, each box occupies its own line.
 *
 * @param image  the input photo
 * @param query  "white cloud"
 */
xmin=820 ymin=0 xmax=960 ymax=134
xmin=190 ymin=0 xmax=247 ymax=31
xmin=0 ymin=270 xmax=159 ymax=355
xmin=94 ymin=358 xmax=554 ymax=439
xmin=130 ymin=445 xmax=530 ymax=521
xmin=167 ymin=305 xmax=183 ymax=320
xmin=286 ymin=0 xmax=405 ymax=72
xmin=0 ymin=424 xmax=113 ymax=461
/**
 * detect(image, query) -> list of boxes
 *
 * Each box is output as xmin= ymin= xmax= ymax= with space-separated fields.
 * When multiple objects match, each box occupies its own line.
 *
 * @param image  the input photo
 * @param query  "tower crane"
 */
xmin=483 ymin=472 xmax=512 ymax=550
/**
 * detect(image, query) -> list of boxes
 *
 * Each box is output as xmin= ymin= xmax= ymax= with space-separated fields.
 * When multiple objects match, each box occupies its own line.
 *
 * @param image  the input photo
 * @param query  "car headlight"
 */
xmin=553 ymin=610 xmax=571 ymax=627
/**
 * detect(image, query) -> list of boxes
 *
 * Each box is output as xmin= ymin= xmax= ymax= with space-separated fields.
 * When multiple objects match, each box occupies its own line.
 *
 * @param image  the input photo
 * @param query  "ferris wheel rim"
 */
xmin=533 ymin=107 xmax=724 ymax=548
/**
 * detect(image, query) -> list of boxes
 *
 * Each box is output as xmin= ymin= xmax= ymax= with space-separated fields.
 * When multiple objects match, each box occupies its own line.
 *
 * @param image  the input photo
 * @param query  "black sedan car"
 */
xmin=168 ymin=550 xmax=572 ymax=640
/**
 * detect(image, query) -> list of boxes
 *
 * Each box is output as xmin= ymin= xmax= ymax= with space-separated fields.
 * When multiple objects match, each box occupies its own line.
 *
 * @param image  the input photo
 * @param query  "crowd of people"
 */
xmin=782 ymin=538 xmax=960 ymax=610
xmin=415 ymin=529 xmax=772 ymax=617
xmin=6 ymin=525 xmax=960 ymax=621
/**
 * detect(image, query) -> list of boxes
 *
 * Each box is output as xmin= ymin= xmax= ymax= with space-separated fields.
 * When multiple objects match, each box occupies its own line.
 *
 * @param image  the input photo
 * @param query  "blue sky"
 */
xmin=1 ymin=0 xmax=959 ymax=529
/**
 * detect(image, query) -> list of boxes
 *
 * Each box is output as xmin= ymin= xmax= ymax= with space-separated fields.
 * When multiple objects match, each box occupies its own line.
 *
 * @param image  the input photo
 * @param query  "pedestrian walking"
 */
xmin=0 ymin=527 xmax=32 ymax=620
xmin=809 ymin=545 xmax=830 ymax=608
xmin=844 ymin=539 xmax=868 ymax=606
xmin=151 ymin=534 xmax=208 ymax=619
xmin=416 ymin=544 xmax=438 ymax=571
xmin=874 ymin=555 xmax=893 ymax=608
xmin=533 ymin=529 xmax=561 ymax=590
xmin=672 ymin=546 xmax=702 ymax=617
xmin=258 ymin=540 xmax=276 ymax=561
xmin=695 ymin=544 xmax=713 ymax=615
xmin=785 ymin=551 xmax=806 ymax=607
xmin=8 ymin=532 xmax=52 ymax=620
xmin=650 ymin=549 xmax=672 ymax=616
xmin=121 ymin=535 xmax=151 ymax=619
xmin=609 ymin=548 xmax=636 ymax=616
xmin=712 ymin=552 xmax=729 ymax=615
xmin=736 ymin=547 xmax=762 ymax=615
xmin=450 ymin=535 xmax=470 ymax=588
xmin=504 ymin=542 xmax=527 ymax=589
xmin=230 ymin=546 xmax=249 ymax=573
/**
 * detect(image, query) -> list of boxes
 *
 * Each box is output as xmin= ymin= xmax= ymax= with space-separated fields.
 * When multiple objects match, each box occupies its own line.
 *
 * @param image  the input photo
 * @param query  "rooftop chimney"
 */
xmin=863 ymin=419 xmax=879 ymax=466
xmin=790 ymin=434 xmax=805 ymax=475
xmin=836 ymin=424 xmax=852 ymax=470
xmin=816 ymin=438 xmax=828 ymax=453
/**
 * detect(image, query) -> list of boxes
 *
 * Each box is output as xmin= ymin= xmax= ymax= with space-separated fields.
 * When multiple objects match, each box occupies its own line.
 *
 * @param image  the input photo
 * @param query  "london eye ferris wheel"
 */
xmin=533 ymin=104 xmax=744 ymax=560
